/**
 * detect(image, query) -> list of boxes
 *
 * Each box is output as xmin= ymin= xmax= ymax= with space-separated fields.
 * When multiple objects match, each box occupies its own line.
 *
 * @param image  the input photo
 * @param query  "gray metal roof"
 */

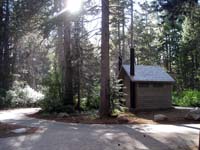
xmin=122 ymin=65 xmax=175 ymax=83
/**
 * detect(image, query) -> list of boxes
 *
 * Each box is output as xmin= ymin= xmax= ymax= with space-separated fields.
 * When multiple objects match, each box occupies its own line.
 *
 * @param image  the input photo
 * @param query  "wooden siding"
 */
xmin=120 ymin=71 xmax=173 ymax=110
xmin=136 ymin=83 xmax=172 ymax=110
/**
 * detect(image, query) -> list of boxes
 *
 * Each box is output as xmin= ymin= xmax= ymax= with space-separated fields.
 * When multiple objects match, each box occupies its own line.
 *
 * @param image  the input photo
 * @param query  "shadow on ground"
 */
xmin=0 ymin=116 xmax=198 ymax=150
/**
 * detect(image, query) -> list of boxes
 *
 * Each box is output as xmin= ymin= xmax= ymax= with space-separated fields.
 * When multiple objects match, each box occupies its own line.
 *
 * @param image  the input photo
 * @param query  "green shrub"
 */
xmin=6 ymin=81 xmax=44 ymax=108
xmin=0 ymin=88 xmax=8 ymax=108
xmin=40 ymin=97 xmax=63 ymax=113
xmin=86 ymin=96 xmax=100 ymax=110
xmin=40 ymin=65 xmax=66 ymax=113
xmin=173 ymin=90 xmax=200 ymax=107
xmin=79 ymin=79 xmax=127 ymax=112
xmin=110 ymin=79 xmax=127 ymax=111
xmin=83 ymin=84 xmax=100 ymax=111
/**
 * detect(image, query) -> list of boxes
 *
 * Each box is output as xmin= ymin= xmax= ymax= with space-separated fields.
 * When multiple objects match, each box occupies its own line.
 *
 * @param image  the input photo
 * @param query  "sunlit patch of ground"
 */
xmin=0 ymin=108 xmax=41 ymax=121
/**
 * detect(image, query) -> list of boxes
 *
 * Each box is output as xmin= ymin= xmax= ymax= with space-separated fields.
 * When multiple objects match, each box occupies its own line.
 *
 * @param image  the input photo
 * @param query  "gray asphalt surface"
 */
xmin=0 ymin=108 xmax=199 ymax=150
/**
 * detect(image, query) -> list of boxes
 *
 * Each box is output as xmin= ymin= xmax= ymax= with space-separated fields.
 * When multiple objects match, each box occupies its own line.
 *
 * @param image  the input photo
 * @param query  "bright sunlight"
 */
xmin=65 ymin=0 xmax=83 ymax=13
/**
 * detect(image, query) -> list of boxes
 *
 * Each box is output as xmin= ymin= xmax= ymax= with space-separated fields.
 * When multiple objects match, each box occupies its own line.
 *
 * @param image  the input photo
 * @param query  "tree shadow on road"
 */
xmin=0 ymin=117 xmax=198 ymax=150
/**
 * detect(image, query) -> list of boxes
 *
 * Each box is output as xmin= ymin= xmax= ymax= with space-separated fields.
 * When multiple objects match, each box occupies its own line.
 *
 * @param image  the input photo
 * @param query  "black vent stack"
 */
xmin=130 ymin=47 xmax=136 ymax=109
xmin=130 ymin=48 xmax=135 ymax=76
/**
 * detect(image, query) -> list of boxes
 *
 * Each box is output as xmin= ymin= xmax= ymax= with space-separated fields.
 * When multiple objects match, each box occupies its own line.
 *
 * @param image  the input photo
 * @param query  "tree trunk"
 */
xmin=118 ymin=0 xmax=121 ymax=71
xmin=2 ymin=0 xmax=10 ymax=90
xmin=99 ymin=0 xmax=110 ymax=117
xmin=0 ymin=0 xmax=4 ymax=89
xmin=55 ymin=0 xmax=64 ymax=100
xmin=122 ymin=5 xmax=125 ymax=61
xmin=74 ymin=19 xmax=81 ymax=111
xmin=63 ymin=19 xmax=74 ymax=106
xmin=130 ymin=0 xmax=133 ymax=48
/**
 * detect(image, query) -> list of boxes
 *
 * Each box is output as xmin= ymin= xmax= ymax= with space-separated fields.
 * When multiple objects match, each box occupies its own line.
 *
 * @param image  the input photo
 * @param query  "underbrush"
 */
xmin=5 ymin=81 xmax=44 ymax=108
xmin=172 ymin=90 xmax=200 ymax=107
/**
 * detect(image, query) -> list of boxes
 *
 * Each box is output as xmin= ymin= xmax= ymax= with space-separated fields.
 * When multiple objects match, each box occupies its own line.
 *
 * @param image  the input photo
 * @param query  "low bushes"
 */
xmin=5 ymin=81 xmax=44 ymax=108
xmin=173 ymin=90 xmax=200 ymax=107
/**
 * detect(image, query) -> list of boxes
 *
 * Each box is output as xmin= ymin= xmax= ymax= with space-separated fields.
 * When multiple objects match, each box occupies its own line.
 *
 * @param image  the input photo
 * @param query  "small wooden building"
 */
xmin=119 ymin=49 xmax=175 ymax=111
xmin=119 ymin=65 xmax=175 ymax=110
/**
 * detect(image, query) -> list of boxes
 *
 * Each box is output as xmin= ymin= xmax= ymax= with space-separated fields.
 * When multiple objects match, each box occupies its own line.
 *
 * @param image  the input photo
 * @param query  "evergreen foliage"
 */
xmin=173 ymin=90 xmax=200 ymax=107
xmin=0 ymin=0 xmax=200 ymax=111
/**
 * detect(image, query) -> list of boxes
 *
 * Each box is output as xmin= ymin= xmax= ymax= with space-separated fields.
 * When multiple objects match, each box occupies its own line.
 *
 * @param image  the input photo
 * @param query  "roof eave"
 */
xmin=130 ymin=79 xmax=175 ymax=83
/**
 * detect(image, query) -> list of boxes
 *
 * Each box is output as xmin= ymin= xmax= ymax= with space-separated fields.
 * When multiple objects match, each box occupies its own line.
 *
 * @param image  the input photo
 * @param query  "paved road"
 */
xmin=0 ymin=108 xmax=199 ymax=150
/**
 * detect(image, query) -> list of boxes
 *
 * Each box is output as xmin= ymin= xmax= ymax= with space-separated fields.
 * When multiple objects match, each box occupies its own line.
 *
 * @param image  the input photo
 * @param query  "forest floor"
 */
xmin=0 ymin=108 xmax=199 ymax=150
xmin=28 ymin=107 xmax=199 ymax=124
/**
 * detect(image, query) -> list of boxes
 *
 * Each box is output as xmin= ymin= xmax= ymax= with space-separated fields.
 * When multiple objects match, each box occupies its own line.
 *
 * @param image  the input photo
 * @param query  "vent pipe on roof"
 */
xmin=130 ymin=48 xmax=135 ymax=76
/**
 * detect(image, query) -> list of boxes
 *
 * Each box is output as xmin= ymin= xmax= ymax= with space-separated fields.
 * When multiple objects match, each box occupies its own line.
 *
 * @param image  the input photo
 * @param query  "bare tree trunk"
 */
xmin=0 ymin=0 xmax=4 ymax=89
xmin=122 ymin=6 xmax=125 ymax=61
xmin=55 ymin=0 xmax=64 ymax=100
xmin=99 ymin=0 xmax=110 ymax=117
xmin=3 ymin=0 xmax=10 ymax=90
xmin=130 ymin=0 xmax=134 ymax=48
xmin=118 ymin=0 xmax=122 ymax=71
xmin=74 ymin=19 xmax=81 ymax=111
xmin=63 ymin=19 xmax=74 ymax=107
xmin=57 ymin=23 xmax=64 ymax=100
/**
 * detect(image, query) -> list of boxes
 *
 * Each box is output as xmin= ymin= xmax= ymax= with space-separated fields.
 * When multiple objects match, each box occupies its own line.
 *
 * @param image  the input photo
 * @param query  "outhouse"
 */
xmin=119 ymin=49 xmax=175 ymax=111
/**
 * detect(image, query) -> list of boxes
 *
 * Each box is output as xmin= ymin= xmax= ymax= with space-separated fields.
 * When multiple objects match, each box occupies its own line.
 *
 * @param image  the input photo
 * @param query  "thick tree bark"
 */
xmin=55 ymin=0 xmax=64 ymax=100
xmin=99 ymin=0 xmax=110 ymax=117
xmin=118 ymin=0 xmax=122 ymax=71
xmin=122 ymin=6 xmax=125 ymax=61
xmin=1 ymin=0 xmax=10 ymax=91
xmin=0 ymin=0 xmax=4 ymax=89
xmin=63 ymin=19 xmax=74 ymax=106
xmin=74 ymin=19 xmax=81 ymax=111
xmin=130 ymin=0 xmax=134 ymax=48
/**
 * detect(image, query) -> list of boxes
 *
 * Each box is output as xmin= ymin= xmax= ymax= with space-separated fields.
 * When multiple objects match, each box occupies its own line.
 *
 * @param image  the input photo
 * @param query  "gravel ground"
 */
xmin=0 ymin=108 xmax=199 ymax=150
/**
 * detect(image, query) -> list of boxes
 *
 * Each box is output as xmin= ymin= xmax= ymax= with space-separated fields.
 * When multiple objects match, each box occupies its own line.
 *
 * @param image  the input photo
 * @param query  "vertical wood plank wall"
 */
xmin=136 ymin=83 xmax=172 ymax=110
xmin=123 ymin=79 xmax=172 ymax=110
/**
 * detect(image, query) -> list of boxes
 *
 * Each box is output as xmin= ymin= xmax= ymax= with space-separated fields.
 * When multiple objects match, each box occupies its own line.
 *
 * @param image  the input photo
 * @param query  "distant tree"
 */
xmin=151 ymin=0 xmax=200 ymax=90
xmin=179 ymin=6 xmax=200 ymax=89
xmin=131 ymin=2 xmax=160 ymax=65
